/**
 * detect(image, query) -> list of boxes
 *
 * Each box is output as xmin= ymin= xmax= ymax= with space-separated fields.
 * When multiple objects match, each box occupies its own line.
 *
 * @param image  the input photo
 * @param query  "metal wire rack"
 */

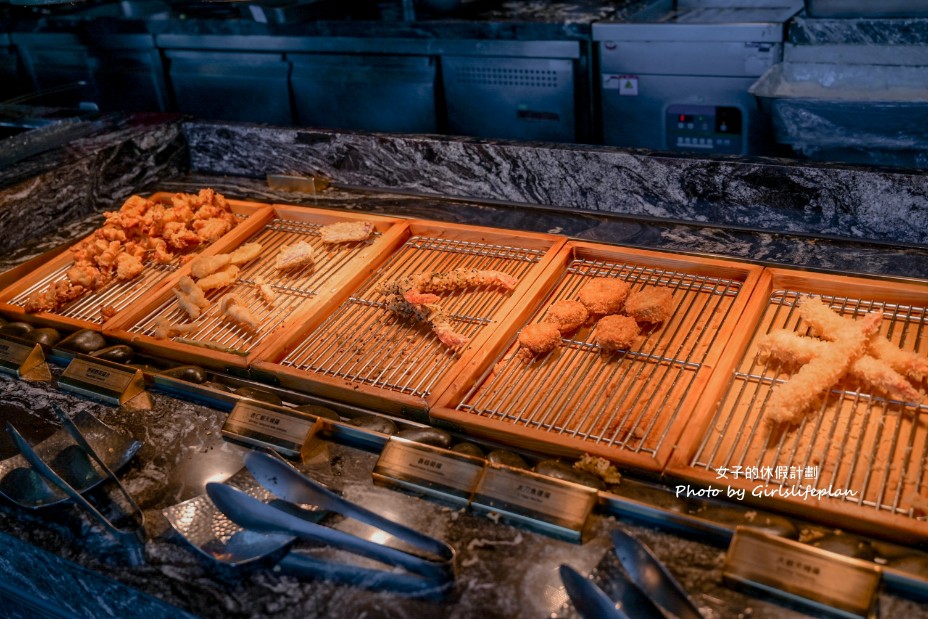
xmin=279 ymin=236 xmax=546 ymax=399
xmin=129 ymin=218 xmax=379 ymax=355
xmin=455 ymin=256 xmax=744 ymax=457
xmin=690 ymin=290 xmax=928 ymax=519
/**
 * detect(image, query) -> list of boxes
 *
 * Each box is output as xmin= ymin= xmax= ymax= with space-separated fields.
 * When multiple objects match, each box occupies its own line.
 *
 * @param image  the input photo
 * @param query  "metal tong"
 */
xmin=206 ymin=451 xmax=455 ymax=583
xmin=6 ymin=405 xmax=146 ymax=564
xmin=560 ymin=529 xmax=703 ymax=619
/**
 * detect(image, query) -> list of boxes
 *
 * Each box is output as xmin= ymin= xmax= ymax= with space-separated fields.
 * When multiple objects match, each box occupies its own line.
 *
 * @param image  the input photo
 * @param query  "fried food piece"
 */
xmin=766 ymin=305 xmax=883 ymax=426
xmin=24 ymin=281 xmax=86 ymax=313
xmin=385 ymin=294 xmax=470 ymax=348
xmin=574 ymin=453 xmax=621 ymax=484
xmin=190 ymin=253 xmax=231 ymax=279
xmin=196 ymin=265 xmax=240 ymax=292
xmin=577 ymin=278 xmax=630 ymax=315
xmin=100 ymin=305 xmax=118 ymax=320
xmin=191 ymin=217 xmax=233 ymax=242
xmin=253 ymin=276 xmax=277 ymax=307
xmin=275 ymin=241 xmax=315 ymax=271
xmin=518 ymin=322 xmax=561 ymax=357
xmin=594 ymin=315 xmax=640 ymax=351
xmin=544 ymin=299 xmax=589 ymax=335
xmin=759 ymin=329 xmax=923 ymax=403
xmin=115 ymin=253 xmax=144 ymax=281
xmin=320 ymin=220 xmax=375 ymax=244
xmin=66 ymin=262 xmax=107 ymax=291
xmin=173 ymin=276 xmax=212 ymax=320
xmin=625 ymin=287 xmax=674 ymax=325
xmin=219 ymin=295 xmax=261 ymax=331
xmin=153 ymin=316 xmax=198 ymax=339
xmin=380 ymin=269 xmax=519 ymax=296
xmin=228 ymin=242 xmax=263 ymax=265
xmin=868 ymin=337 xmax=928 ymax=384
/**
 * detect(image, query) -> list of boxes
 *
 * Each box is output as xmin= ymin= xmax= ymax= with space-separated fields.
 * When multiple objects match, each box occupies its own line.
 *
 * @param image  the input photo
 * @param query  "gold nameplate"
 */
xmin=222 ymin=400 xmax=324 ymax=457
xmin=0 ymin=335 xmax=47 ymax=379
xmin=59 ymin=354 xmax=145 ymax=405
xmin=372 ymin=437 xmax=484 ymax=505
xmin=724 ymin=527 xmax=881 ymax=619
xmin=471 ymin=464 xmax=597 ymax=542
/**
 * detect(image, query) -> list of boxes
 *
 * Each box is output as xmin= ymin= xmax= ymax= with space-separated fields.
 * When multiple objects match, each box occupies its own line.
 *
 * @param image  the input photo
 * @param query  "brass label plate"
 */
xmin=0 ymin=335 xmax=44 ymax=377
xmin=222 ymin=400 xmax=319 ymax=457
xmin=373 ymin=437 xmax=484 ymax=501
xmin=472 ymin=465 xmax=597 ymax=538
xmin=724 ymin=527 xmax=880 ymax=619
xmin=59 ymin=354 xmax=145 ymax=405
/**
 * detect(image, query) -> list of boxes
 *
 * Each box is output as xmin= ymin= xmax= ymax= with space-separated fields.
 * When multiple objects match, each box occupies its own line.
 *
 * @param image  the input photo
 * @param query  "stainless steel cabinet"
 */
xmin=289 ymin=54 xmax=437 ymax=133
xmin=441 ymin=42 xmax=580 ymax=143
xmin=165 ymin=50 xmax=291 ymax=124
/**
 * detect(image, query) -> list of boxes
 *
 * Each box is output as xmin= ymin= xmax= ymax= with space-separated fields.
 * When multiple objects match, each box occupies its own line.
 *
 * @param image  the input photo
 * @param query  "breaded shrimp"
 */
xmin=594 ymin=315 xmax=640 ymax=351
xmin=380 ymin=268 xmax=518 ymax=296
xmin=759 ymin=329 xmax=922 ymax=403
xmin=625 ymin=287 xmax=674 ymax=324
xmin=385 ymin=294 xmax=470 ymax=348
xmin=577 ymin=278 xmax=630 ymax=315
xmin=766 ymin=310 xmax=883 ymax=426
xmin=544 ymin=299 xmax=589 ymax=335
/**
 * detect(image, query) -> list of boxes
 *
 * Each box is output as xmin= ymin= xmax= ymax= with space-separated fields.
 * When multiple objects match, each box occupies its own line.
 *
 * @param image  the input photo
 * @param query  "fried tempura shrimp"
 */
xmin=594 ymin=315 xmax=640 ymax=351
xmin=385 ymin=295 xmax=470 ymax=348
xmin=577 ymin=278 xmax=630 ymax=315
xmin=625 ymin=287 xmax=674 ymax=324
xmin=544 ymin=299 xmax=589 ymax=335
xmin=518 ymin=322 xmax=561 ymax=357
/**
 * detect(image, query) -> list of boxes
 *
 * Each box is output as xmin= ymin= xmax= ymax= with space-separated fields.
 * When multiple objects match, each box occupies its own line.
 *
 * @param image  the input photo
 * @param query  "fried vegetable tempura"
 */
xmin=544 ymin=299 xmax=589 ymax=335
xmin=320 ymin=221 xmax=375 ymax=244
xmin=625 ymin=287 xmax=674 ymax=325
xmin=594 ymin=315 xmax=640 ymax=352
xmin=219 ymin=295 xmax=261 ymax=331
xmin=577 ymin=277 xmax=630 ymax=315
xmin=275 ymin=241 xmax=315 ymax=271
xmin=153 ymin=316 xmax=198 ymax=339
xmin=190 ymin=254 xmax=231 ymax=279
xmin=196 ymin=265 xmax=240 ymax=292
xmin=228 ymin=242 xmax=263 ymax=265
xmin=173 ymin=276 xmax=212 ymax=320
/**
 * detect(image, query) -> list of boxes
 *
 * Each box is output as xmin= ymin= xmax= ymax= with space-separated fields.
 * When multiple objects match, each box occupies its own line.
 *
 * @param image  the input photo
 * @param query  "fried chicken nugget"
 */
xmin=544 ymin=299 xmax=589 ymax=335
xmin=577 ymin=278 xmax=630 ymax=315
xmin=594 ymin=315 xmax=640 ymax=351
xmin=518 ymin=322 xmax=561 ymax=357
xmin=625 ymin=287 xmax=674 ymax=324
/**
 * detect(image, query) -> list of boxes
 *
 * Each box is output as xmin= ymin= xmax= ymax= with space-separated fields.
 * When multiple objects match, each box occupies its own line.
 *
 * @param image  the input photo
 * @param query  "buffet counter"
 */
xmin=1 ymin=118 xmax=928 ymax=618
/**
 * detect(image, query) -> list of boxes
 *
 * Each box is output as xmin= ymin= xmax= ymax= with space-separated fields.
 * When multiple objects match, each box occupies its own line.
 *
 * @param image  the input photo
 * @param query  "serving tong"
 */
xmin=6 ymin=404 xmax=146 ymax=564
xmin=205 ymin=451 xmax=455 ymax=587
xmin=560 ymin=529 xmax=703 ymax=619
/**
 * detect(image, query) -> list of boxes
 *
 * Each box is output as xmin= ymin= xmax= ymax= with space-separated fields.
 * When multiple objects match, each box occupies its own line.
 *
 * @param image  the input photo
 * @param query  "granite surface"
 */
xmin=184 ymin=122 xmax=928 ymax=248
xmin=789 ymin=14 xmax=928 ymax=45
xmin=0 ymin=112 xmax=187 ymax=255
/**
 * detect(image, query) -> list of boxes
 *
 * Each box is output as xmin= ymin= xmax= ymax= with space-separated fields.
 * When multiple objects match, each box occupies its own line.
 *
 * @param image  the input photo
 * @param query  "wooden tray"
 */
xmin=431 ymin=242 xmax=764 ymax=472
xmin=0 ymin=194 xmax=268 ymax=332
xmin=106 ymin=206 xmax=405 ymax=371
xmin=252 ymin=221 xmax=566 ymax=420
xmin=667 ymin=268 xmax=928 ymax=542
